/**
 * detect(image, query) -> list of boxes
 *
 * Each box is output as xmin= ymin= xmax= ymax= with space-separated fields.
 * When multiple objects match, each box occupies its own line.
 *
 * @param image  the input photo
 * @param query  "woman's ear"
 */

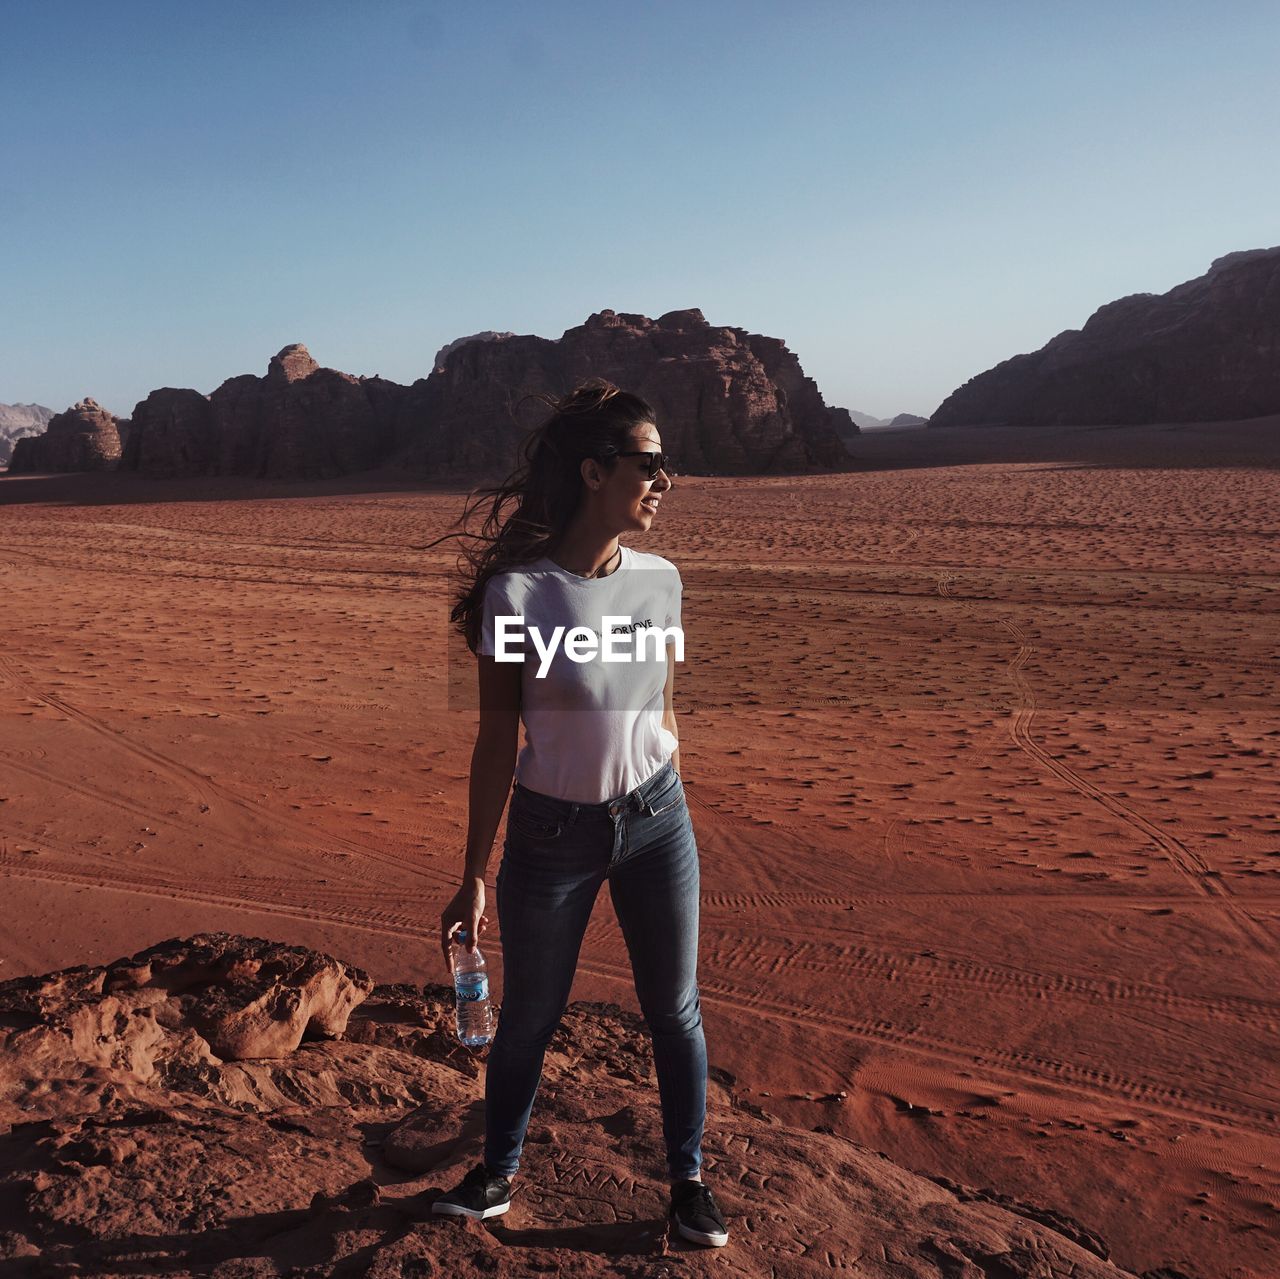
xmin=579 ymin=457 xmax=605 ymax=491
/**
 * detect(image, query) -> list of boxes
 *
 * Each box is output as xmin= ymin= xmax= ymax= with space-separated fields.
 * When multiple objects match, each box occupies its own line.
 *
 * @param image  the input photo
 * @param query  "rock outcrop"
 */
xmin=6 ymin=398 xmax=121 ymax=472
xmin=0 ymin=933 xmax=373 ymax=1094
xmin=932 ymin=246 xmax=1280 ymax=426
xmin=888 ymin=412 xmax=929 ymax=427
xmin=0 ymin=403 xmax=54 ymax=465
xmin=105 ymin=313 xmax=856 ymax=480
xmin=121 ymin=344 xmax=397 ymax=479
xmin=0 ymin=933 xmax=1140 ymax=1277
xmin=433 ymin=330 xmax=516 ymax=372
xmin=400 ymin=308 xmax=854 ymax=475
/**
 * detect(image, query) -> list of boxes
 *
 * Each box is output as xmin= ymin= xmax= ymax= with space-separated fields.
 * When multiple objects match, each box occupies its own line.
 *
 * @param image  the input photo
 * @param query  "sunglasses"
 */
xmin=609 ymin=450 xmax=678 ymax=480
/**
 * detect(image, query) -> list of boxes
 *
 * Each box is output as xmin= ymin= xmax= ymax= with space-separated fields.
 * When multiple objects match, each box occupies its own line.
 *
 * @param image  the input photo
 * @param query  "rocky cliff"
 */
xmin=103 ymin=311 xmax=854 ymax=480
xmin=931 ymin=246 xmax=1280 ymax=427
xmin=399 ymin=308 xmax=855 ymax=476
xmin=121 ymin=344 xmax=397 ymax=480
xmin=433 ymin=330 xmax=516 ymax=372
xmin=0 ymin=932 xmax=1140 ymax=1277
xmin=7 ymin=398 xmax=122 ymax=472
xmin=0 ymin=403 xmax=54 ymax=465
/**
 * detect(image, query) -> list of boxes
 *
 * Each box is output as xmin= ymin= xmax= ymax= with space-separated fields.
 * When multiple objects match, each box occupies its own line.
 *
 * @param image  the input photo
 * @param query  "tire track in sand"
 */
xmin=0 ymin=853 xmax=437 ymax=943
xmin=0 ymin=653 xmax=438 ymax=884
xmin=932 ymin=574 xmax=1278 ymax=964
xmin=998 ymin=615 xmax=1279 ymax=963
xmin=0 ymin=750 xmax=400 ymax=891
xmin=577 ymin=950 xmax=1280 ymax=1133
xmin=705 ymin=932 xmax=1280 ymax=1032
xmin=6 ymin=846 xmax=1272 ymax=1134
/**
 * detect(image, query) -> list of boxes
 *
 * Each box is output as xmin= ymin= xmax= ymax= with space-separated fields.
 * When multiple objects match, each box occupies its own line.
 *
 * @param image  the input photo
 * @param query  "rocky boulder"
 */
xmin=7 ymin=398 xmax=122 ymax=473
xmin=932 ymin=246 xmax=1280 ymax=426
xmin=0 ymin=934 xmax=1141 ymax=1277
xmin=0 ymin=933 xmax=373 ymax=1098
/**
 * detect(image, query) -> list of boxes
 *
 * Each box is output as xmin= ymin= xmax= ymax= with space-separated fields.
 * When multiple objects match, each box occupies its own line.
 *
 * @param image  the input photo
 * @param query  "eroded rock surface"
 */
xmin=0 ymin=935 xmax=1141 ymax=1276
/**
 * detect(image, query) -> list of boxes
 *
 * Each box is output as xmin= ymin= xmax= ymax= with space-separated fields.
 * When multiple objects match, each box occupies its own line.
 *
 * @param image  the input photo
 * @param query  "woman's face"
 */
xmin=590 ymin=423 xmax=674 ymax=533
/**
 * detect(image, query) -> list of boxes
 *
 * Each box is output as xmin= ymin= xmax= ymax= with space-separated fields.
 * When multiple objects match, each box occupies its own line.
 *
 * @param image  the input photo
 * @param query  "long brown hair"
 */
xmin=430 ymin=378 xmax=658 ymax=655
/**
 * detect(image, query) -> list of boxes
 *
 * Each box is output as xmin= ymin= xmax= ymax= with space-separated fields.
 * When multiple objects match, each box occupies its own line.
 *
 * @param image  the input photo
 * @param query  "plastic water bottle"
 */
xmin=452 ymin=928 xmax=494 ymax=1047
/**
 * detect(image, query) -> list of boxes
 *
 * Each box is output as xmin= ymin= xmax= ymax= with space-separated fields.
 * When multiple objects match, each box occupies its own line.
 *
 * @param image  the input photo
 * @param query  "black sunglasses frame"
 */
xmin=608 ymin=450 xmax=678 ymax=480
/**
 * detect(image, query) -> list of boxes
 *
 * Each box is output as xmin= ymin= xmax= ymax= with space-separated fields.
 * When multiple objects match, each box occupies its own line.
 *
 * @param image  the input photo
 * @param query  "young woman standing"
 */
xmin=430 ymin=380 xmax=729 ymax=1247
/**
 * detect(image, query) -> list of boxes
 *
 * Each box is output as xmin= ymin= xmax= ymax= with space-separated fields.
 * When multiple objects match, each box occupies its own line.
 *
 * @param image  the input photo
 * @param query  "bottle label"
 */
xmin=457 ymin=975 xmax=489 ymax=1001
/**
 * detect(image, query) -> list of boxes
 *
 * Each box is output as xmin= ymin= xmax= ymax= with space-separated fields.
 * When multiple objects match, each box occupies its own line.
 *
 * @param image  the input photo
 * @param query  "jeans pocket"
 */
xmin=508 ymin=791 xmax=568 ymax=843
xmin=510 ymin=811 xmax=566 ymax=842
xmin=644 ymin=772 xmax=685 ymax=818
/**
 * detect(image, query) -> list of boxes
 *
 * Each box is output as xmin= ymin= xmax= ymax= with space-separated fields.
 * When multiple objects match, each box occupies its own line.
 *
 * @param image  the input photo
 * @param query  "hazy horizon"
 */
xmin=4 ymin=1 xmax=1279 ymax=422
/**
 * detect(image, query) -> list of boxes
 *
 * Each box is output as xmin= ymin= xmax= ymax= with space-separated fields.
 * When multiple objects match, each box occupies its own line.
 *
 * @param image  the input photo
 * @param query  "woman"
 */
xmin=429 ymin=379 xmax=729 ymax=1248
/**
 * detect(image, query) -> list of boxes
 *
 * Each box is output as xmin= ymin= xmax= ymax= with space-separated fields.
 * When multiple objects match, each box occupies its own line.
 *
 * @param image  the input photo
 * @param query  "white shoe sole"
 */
xmin=674 ymin=1218 xmax=729 ymax=1246
xmin=432 ymin=1198 xmax=512 ymax=1220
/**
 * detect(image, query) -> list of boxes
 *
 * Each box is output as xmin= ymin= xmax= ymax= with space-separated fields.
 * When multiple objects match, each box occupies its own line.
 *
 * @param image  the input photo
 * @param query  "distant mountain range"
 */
xmin=0 ymin=402 xmax=54 ymax=464
xmin=850 ymin=411 xmax=930 ymax=430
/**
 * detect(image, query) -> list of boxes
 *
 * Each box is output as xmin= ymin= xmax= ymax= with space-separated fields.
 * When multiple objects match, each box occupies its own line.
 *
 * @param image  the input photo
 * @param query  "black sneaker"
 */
xmin=431 ymin=1161 xmax=514 ymax=1220
xmin=670 ymin=1178 xmax=729 ymax=1246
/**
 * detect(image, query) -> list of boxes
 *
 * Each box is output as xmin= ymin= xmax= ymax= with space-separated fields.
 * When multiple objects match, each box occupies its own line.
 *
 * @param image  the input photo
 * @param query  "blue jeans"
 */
xmin=483 ymin=759 xmax=706 ymax=1182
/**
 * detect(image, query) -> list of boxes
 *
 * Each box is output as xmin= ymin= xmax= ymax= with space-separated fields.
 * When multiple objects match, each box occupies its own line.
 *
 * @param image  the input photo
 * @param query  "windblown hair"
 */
xmin=429 ymin=379 xmax=657 ymax=655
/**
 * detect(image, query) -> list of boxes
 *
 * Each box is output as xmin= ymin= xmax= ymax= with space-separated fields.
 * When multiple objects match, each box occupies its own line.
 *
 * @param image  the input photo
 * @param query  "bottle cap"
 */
xmin=456 ymin=928 xmax=469 ymax=942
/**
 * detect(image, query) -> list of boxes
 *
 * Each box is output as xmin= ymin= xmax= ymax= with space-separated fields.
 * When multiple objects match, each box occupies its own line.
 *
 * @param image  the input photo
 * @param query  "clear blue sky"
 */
xmin=3 ymin=0 xmax=1278 ymax=421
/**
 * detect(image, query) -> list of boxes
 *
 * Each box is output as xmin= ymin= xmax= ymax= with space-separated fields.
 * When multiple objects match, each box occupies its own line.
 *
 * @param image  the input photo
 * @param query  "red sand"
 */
xmin=1 ymin=416 xmax=1277 ymax=1278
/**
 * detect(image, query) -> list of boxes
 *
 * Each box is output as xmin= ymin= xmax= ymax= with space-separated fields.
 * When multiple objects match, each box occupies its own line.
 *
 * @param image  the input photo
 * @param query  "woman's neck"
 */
xmin=549 ymin=526 xmax=622 ymax=578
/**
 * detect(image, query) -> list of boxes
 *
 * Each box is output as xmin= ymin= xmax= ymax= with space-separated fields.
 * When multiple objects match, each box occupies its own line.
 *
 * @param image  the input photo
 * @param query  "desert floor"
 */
xmin=1 ymin=416 xmax=1277 ymax=1278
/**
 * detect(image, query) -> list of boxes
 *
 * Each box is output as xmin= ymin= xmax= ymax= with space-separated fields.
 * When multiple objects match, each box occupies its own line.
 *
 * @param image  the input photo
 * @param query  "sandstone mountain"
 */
xmin=433 ymin=330 xmax=516 ymax=372
xmin=121 ymin=343 xmax=397 ymax=479
xmin=931 ymin=246 xmax=1280 ymax=427
xmin=15 ymin=312 xmax=855 ymax=480
xmin=888 ymin=413 xmax=929 ymax=428
xmin=6 ymin=398 xmax=122 ymax=472
xmin=0 ymin=932 xmax=1140 ymax=1277
xmin=399 ymin=309 xmax=855 ymax=475
xmin=0 ymin=402 xmax=54 ymax=465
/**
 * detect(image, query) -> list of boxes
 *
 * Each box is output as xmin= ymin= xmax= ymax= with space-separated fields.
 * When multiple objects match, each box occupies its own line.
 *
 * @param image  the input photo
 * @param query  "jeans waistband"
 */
xmin=512 ymin=758 xmax=677 ymax=819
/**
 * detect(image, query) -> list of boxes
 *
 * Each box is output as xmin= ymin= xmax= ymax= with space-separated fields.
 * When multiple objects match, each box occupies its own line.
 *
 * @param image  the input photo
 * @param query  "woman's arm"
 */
xmin=662 ymin=638 xmax=681 ymax=776
xmin=463 ymin=654 xmax=522 ymax=881
xmin=441 ymin=653 xmax=521 ymax=969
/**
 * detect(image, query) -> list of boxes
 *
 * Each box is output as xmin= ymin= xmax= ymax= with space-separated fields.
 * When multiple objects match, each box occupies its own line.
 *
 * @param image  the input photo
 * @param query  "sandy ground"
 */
xmin=1 ymin=415 xmax=1277 ymax=1278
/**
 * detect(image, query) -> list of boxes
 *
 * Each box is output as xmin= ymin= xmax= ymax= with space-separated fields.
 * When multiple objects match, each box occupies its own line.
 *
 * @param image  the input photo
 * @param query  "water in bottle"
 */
xmin=452 ymin=927 xmax=494 ymax=1047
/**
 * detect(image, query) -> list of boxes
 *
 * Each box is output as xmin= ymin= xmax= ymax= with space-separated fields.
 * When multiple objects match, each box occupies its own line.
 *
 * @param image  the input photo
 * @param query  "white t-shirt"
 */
xmin=478 ymin=545 xmax=683 ymax=803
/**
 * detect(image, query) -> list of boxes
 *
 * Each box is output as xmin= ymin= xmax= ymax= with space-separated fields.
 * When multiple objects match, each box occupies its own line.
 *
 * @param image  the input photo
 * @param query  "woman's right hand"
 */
xmin=441 ymin=879 xmax=489 ymax=976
